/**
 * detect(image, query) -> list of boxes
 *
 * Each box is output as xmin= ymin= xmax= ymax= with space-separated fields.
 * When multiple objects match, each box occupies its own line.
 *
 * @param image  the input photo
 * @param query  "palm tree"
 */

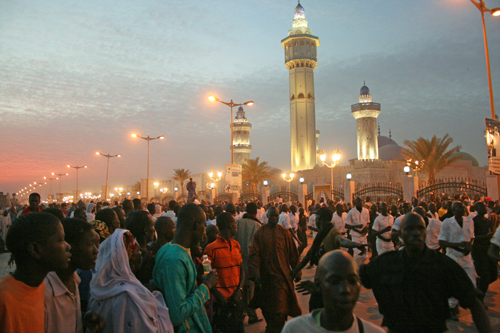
xmin=401 ymin=134 xmax=461 ymax=185
xmin=170 ymin=169 xmax=191 ymax=198
xmin=131 ymin=181 xmax=141 ymax=193
xmin=242 ymin=157 xmax=276 ymax=193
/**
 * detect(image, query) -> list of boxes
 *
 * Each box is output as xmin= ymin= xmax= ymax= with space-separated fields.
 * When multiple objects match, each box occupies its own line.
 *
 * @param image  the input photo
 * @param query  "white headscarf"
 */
xmin=86 ymin=203 xmax=96 ymax=222
xmin=89 ymin=229 xmax=173 ymax=333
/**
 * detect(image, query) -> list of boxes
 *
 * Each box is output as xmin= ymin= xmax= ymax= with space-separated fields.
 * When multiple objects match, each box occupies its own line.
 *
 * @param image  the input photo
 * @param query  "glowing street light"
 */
xmin=282 ymin=172 xmax=295 ymax=198
xmin=208 ymin=95 xmax=254 ymax=164
xmin=52 ymin=172 xmax=69 ymax=202
xmin=67 ymin=164 xmax=87 ymax=199
xmin=131 ymin=133 xmax=165 ymax=203
xmin=320 ymin=149 xmax=342 ymax=200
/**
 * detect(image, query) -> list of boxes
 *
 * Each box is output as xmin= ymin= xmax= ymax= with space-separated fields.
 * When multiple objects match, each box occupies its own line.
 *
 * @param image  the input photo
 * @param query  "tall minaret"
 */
xmin=232 ymin=106 xmax=252 ymax=165
xmin=281 ymin=2 xmax=319 ymax=172
xmin=351 ymin=83 xmax=381 ymax=160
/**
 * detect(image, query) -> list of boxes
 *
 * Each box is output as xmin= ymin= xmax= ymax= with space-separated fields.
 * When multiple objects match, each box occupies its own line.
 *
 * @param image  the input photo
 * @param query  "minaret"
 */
xmin=351 ymin=83 xmax=381 ymax=160
xmin=232 ymin=106 xmax=252 ymax=165
xmin=281 ymin=2 xmax=319 ymax=172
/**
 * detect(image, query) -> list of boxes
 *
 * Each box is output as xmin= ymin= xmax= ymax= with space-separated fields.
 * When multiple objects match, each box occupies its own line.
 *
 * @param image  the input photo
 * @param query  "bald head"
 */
xmin=401 ymin=213 xmax=426 ymax=253
xmin=317 ymin=250 xmax=358 ymax=281
xmin=412 ymin=206 xmax=426 ymax=219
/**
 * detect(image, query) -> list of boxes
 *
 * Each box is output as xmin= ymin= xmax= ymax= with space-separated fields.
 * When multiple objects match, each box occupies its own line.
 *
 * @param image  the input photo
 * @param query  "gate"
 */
xmin=354 ymin=186 xmax=403 ymax=201
xmin=269 ymin=191 xmax=298 ymax=202
xmin=417 ymin=182 xmax=487 ymax=199
xmin=214 ymin=193 xmax=233 ymax=203
xmin=240 ymin=192 xmax=262 ymax=202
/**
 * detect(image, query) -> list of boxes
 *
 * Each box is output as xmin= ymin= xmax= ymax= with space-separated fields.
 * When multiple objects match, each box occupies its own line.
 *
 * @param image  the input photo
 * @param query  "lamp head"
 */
xmin=263 ymin=180 xmax=268 ymax=186
xmin=333 ymin=149 xmax=341 ymax=162
xmin=174 ymin=187 xmax=178 ymax=192
xmin=96 ymin=152 xmax=100 ymax=155
xmin=404 ymin=166 xmax=410 ymax=174
xmin=282 ymin=173 xmax=286 ymax=179
xmin=244 ymin=101 xmax=254 ymax=105
xmin=209 ymin=170 xmax=214 ymax=178
xmin=217 ymin=170 xmax=223 ymax=178
xmin=346 ymin=173 xmax=352 ymax=180
xmin=67 ymin=165 xmax=70 ymax=168
xmin=44 ymin=176 xmax=47 ymax=179
xmin=320 ymin=150 xmax=326 ymax=162
xmin=492 ymin=7 xmax=500 ymax=16
xmin=52 ymin=172 xmax=55 ymax=176
xmin=131 ymin=133 xmax=138 ymax=138
xmin=290 ymin=173 xmax=295 ymax=179
xmin=84 ymin=165 xmax=87 ymax=168
xmin=210 ymin=183 xmax=215 ymax=189
xmin=299 ymin=177 xmax=305 ymax=184
xmin=117 ymin=154 xmax=121 ymax=157
xmin=159 ymin=136 xmax=165 ymax=139
xmin=208 ymin=95 xmax=218 ymax=102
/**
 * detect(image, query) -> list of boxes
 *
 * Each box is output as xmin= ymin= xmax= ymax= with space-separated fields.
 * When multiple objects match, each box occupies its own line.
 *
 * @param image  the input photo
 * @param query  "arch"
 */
xmin=298 ymin=93 xmax=304 ymax=99
xmin=295 ymin=41 xmax=298 ymax=47
xmin=296 ymin=30 xmax=302 ymax=35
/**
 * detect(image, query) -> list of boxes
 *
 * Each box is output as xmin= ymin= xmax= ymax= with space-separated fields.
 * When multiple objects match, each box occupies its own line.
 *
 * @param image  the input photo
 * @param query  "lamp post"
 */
xmin=96 ymin=152 xmax=121 ymax=202
xmin=131 ymin=133 xmax=164 ymax=203
xmin=67 ymin=165 xmax=87 ymax=199
xmin=52 ymin=172 xmax=68 ymax=202
xmin=282 ymin=172 xmax=295 ymax=202
xmin=468 ymin=0 xmax=500 ymax=119
xmin=320 ymin=149 xmax=342 ymax=200
xmin=44 ymin=176 xmax=57 ymax=202
xmin=208 ymin=169 xmax=223 ymax=194
xmin=208 ymin=96 xmax=254 ymax=165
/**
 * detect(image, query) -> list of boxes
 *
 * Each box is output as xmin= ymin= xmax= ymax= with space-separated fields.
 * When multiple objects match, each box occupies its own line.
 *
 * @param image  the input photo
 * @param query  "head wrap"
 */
xmin=89 ymin=220 xmax=111 ymax=243
xmin=123 ymin=231 xmax=139 ymax=259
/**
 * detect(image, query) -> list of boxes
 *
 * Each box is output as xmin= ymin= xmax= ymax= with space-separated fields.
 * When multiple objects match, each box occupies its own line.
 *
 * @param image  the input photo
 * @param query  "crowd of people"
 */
xmin=0 ymin=190 xmax=499 ymax=332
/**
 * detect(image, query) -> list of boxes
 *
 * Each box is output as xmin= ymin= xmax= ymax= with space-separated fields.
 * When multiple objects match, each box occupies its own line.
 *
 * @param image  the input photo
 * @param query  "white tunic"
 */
xmin=331 ymin=212 xmax=347 ymax=234
xmin=425 ymin=218 xmax=442 ymax=250
xmin=372 ymin=214 xmax=395 ymax=254
xmin=345 ymin=207 xmax=370 ymax=240
xmin=278 ymin=212 xmax=291 ymax=229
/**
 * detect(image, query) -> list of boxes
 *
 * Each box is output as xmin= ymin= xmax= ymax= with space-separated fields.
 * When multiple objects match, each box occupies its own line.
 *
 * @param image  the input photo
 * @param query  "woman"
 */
xmin=86 ymin=203 xmax=96 ymax=222
xmin=88 ymin=229 xmax=173 ymax=333
xmin=297 ymin=208 xmax=308 ymax=255
xmin=1 ymin=209 xmax=11 ymax=251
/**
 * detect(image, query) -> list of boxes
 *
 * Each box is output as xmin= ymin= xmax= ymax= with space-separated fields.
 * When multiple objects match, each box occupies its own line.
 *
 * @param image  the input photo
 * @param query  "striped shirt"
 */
xmin=204 ymin=235 xmax=243 ymax=299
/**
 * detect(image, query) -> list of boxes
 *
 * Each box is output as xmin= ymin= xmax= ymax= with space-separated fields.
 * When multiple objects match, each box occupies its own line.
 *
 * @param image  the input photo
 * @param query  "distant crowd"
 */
xmin=0 ymin=190 xmax=498 ymax=332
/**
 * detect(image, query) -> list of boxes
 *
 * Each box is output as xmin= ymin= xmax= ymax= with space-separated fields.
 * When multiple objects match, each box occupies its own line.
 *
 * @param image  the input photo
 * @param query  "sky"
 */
xmin=1 ymin=0 xmax=499 ymax=198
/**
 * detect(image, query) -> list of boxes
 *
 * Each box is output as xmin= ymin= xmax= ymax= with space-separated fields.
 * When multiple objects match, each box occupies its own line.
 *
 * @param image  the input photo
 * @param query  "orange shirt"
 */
xmin=0 ymin=275 xmax=45 ymax=333
xmin=204 ymin=235 xmax=242 ymax=299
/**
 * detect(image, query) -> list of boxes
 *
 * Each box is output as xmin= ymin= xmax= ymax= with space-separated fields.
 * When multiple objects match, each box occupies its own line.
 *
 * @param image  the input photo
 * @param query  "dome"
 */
xmin=378 ymin=135 xmax=398 ymax=148
xmin=379 ymin=144 xmax=404 ymax=161
xmin=450 ymin=151 xmax=480 ymax=167
xmin=360 ymin=85 xmax=370 ymax=96
xmin=238 ymin=106 xmax=243 ymax=111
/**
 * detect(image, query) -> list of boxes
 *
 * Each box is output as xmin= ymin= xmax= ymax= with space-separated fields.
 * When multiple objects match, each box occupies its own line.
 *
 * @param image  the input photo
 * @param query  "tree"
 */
xmin=170 ymin=168 xmax=191 ymax=198
xmin=131 ymin=181 xmax=141 ymax=193
xmin=242 ymin=157 xmax=276 ymax=193
xmin=401 ymin=134 xmax=461 ymax=185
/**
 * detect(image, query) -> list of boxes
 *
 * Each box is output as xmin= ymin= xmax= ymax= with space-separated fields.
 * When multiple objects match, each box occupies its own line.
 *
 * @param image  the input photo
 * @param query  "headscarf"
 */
xmin=89 ymin=229 xmax=173 ymax=332
xmin=86 ymin=203 xmax=96 ymax=221
xmin=154 ymin=205 xmax=162 ymax=218
xmin=89 ymin=220 xmax=111 ymax=243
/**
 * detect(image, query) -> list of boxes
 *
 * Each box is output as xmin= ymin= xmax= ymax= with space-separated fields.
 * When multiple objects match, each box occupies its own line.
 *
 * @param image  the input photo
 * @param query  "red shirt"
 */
xmin=21 ymin=207 xmax=42 ymax=215
xmin=204 ymin=235 xmax=242 ymax=299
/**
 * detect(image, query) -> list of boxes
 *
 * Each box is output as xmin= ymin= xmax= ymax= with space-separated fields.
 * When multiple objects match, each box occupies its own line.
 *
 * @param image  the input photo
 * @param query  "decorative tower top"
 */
xmin=234 ymin=106 xmax=248 ymax=122
xmin=359 ymin=81 xmax=372 ymax=103
xmin=289 ymin=2 xmax=312 ymax=36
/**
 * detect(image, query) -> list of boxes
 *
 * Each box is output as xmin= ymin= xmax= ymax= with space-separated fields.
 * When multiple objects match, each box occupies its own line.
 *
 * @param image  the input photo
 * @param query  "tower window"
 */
xmin=290 ymin=94 xmax=295 ymax=100
xmin=308 ymin=93 xmax=312 ymax=99
xmin=295 ymin=41 xmax=298 ymax=47
xmin=300 ymin=41 xmax=304 ymax=45
xmin=298 ymin=93 xmax=304 ymax=99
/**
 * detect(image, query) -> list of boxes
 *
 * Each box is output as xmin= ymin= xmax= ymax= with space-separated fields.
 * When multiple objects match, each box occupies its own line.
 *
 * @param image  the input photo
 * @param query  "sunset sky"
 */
xmin=1 ymin=0 xmax=499 ymax=197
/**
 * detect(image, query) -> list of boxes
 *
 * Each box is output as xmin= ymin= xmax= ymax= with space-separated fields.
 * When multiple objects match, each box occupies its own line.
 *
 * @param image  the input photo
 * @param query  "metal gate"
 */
xmin=417 ymin=182 xmax=486 ymax=199
xmin=240 ymin=192 xmax=262 ymax=202
xmin=269 ymin=191 xmax=298 ymax=202
xmin=353 ymin=186 xmax=403 ymax=201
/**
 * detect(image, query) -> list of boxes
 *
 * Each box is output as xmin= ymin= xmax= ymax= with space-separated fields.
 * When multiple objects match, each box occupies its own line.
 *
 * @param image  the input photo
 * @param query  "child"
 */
xmin=0 ymin=212 xmax=71 ymax=333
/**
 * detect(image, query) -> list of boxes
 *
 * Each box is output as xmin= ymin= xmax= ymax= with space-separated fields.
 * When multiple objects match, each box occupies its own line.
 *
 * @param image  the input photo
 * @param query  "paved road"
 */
xmin=2 ymin=244 xmax=500 ymax=332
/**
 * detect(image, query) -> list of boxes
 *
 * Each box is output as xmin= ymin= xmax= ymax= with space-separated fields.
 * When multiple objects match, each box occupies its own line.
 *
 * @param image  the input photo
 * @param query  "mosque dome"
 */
xmin=379 ymin=144 xmax=404 ymax=162
xmin=378 ymin=135 xmax=398 ymax=148
xmin=450 ymin=150 xmax=480 ymax=167
xmin=360 ymin=85 xmax=370 ymax=96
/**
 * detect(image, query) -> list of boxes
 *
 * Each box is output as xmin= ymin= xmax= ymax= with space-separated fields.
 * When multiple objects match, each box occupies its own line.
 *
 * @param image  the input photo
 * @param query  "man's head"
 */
xmin=132 ymin=198 xmax=142 ymax=210
xmin=402 ymin=201 xmax=411 ymax=214
xmin=225 ymin=203 xmax=236 ymax=216
xmin=206 ymin=224 xmax=219 ymax=244
xmin=154 ymin=216 xmax=176 ymax=245
xmin=6 ymin=212 xmax=71 ymax=271
xmin=74 ymin=208 xmax=87 ymax=221
xmin=43 ymin=208 xmax=65 ymax=221
xmin=112 ymin=206 xmax=126 ymax=228
xmin=176 ymin=203 xmax=207 ymax=246
xmin=95 ymin=209 xmax=120 ymax=235
xmin=354 ymin=197 xmax=363 ymax=210
xmin=317 ymin=250 xmax=360 ymax=314
xmin=474 ymin=201 xmax=487 ymax=216
xmin=452 ymin=201 xmax=466 ymax=219
xmin=245 ymin=202 xmax=257 ymax=217
xmin=379 ymin=202 xmax=388 ymax=216
xmin=428 ymin=202 xmax=436 ymax=213
xmin=336 ymin=203 xmax=344 ymax=215
xmin=122 ymin=199 xmax=133 ymax=215
xmin=412 ymin=206 xmax=426 ymax=220
xmin=29 ymin=193 xmax=41 ymax=209
xmin=401 ymin=213 xmax=426 ymax=253
xmin=267 ymin=206 xmax=279 ymax=227
xmin=217 ymin=212 xmax=238 ymax=237
xmin=168 ymin=200 xmax=177 ymax=211
xmin=61 ymin=218 xmax=99 ymax=271
xmin=125 ymin=210 xmax=155 ymax=247
xmin=280 ymin=204 xmax=289 ymax=214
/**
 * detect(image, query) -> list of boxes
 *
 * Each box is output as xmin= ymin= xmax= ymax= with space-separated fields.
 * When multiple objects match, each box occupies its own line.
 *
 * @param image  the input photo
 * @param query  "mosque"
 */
xmin=234 ymin=2 xmax=487 ymax=200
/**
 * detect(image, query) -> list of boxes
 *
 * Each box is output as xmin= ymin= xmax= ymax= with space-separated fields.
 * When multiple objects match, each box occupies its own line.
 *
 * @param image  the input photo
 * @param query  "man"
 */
xmin=371 ymin=202 xmax=394 ymax=256
xmin=438 ymin=201 xmax=476 ymax=319
xmin=234 ymin=203 xmax=262 ymax=325
xmin=249 ymin=206 xmax=301 ymax=332
xmin=154 ymin=203 xmax=218 ymax=333
xmin=132 ymin=198 xmax=142 ymax=211
xmin=73 ymin=208 xmax=87 ymax=221
xmin=428 ymin=202 xmax=439 ymax=220
xmin=21 ymin=193 xmax=41 ymax=215
xmin=345 ymin=197 xmax=369 ymax=266
xmin=471 ymin=201 xmax=497 ymax=302
xmin=187 ymin=178 xmax=197 ymax=202
xmin=360 ymin=213 xmax=491 ymax=333
xmin=439 ymin=200 xmax=454 ymax=221
xmin=121 ymin=199 xmax=133 ymax=216
xmin=112 ymin=206 xmax=126 ymax=229
xmin=331 ymin=203 xmax=346 ymax=236
xmin=201 ymin=224 xmax=219 ymax=251
xmin=225 ymin=203 xmax=236 ymax=216
xmin=163 ymin=200 xmax=177 ymax=221
xmin=204 ymin=213 xmax=244 ymax=332
xmin=148 ymin=216 xmax=176 ymax=255
xmin=283 ymin=251 xmax=384 ymax=333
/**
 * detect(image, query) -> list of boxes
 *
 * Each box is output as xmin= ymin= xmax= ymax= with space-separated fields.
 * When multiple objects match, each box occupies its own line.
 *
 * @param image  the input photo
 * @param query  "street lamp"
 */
xmin=320 ymin=149 xmax=342 ymax=200
xmin=208 ymin=95 xmax=254 ymax=164
xmin=51 ymin=172 xmax=69 ymax=202
xmin=132 ymin=133 xmax=164 ymax=203
xmin=404 ymin=165 xmax=411 ymax=175
xmin=467 ymin=0 xmax=500 ymax=119
xmin=67 ymin=165 xmax=87 ymax=199
xmin=346 ymin=173 xmax=352 ymax=180
xmin=282 ymin=173 xmax=295 ymax=201
xmin=208 ymin=169 xmax=223 ymax=194
xmin=263 ymin=180 xmax=269 ymax=187
xmin=96 ymin=152 xmax=121 ymax=202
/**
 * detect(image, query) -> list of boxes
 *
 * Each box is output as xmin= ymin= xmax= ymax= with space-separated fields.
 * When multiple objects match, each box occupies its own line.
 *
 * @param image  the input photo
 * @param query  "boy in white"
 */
xmin=345 ymin=197 xmax=370 ymax=267
xmin=438 ymin=201 xmax=476 ymax=314
xmin=371 ymin=203 xmax=395 ymax=255
xmin=331 ymin=203 xmax=347 ymax=234
xmin=282 ymin=250 xmax=384 ymax=333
